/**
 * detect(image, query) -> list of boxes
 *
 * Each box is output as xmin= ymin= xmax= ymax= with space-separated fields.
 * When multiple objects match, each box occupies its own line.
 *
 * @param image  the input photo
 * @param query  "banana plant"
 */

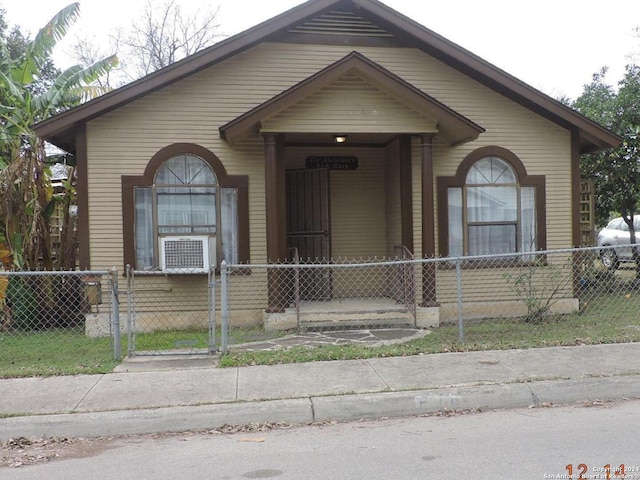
xmin=0 ymin=3 xmax=117 ymax=270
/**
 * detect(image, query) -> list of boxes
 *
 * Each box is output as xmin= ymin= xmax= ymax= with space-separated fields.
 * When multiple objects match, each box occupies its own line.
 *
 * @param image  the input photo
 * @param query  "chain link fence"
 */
xmin=219 ymin=245 xmax=640 ymax=352
xmin=222 ymin=255 xmax=416 ymax=333
xmin=125 ymin=267 xmax=217 ymax=356
xmin=4 ymin=244 xmax=639 ymax=373
xmin=0 ymin=270 xmax=114 ymax=377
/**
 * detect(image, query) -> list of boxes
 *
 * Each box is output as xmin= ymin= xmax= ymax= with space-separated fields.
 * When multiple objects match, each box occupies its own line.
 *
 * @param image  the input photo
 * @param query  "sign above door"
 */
xmin=306 ymin=156 xmax=358 ymax=171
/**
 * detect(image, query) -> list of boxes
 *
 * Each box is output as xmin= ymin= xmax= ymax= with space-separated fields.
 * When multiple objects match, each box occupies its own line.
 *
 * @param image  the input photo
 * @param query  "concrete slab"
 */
xmin=236 ymin=360 xmax=386 ymax=401
xmin=366 ymin=351 xmax=524 ymax=390
xmin=75 ymin=368 xmax=238 ymax=411
xmin=530 ymin=376 xmax=640 ymax=405
xmin=3 ymin=342 xmax=640 ymax=441
xmin=114 ymin=355 xmax=217 ymax=373
xmin=487 ymin=344 xmax=640 ymax=380
xmin=0 ymin=375 xmax=103 ymax=415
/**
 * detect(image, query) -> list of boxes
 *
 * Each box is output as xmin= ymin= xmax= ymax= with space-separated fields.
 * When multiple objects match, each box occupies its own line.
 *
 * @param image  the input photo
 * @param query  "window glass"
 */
xmin=466 ymin=157 xmax=517 ymax=184
xmin=134 ymin=187 xmax=153 ymax=270
xmin=447 ymin=188 xmax=463 ymax=257
xmin=221 ymin=187 xmax=238 ymax=264
xmin=155 ymin=154 xmax=217 ymax=185
xmin=466 ymin=186 xmax=517 ymax=223
xmin=468 ymin=224 xmax=517 ymax=255
xmin=521 ymin=186 xmax=536 ymax=252
xmin=446 ymin=153 xmax=538 ymax=257
xmin=157 ymin=186 xmax=216 ymax=234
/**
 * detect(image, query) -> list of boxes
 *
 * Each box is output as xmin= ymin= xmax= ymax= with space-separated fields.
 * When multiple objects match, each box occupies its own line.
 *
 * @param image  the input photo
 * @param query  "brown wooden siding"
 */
xmin=263 ymin=72 xmax=438 ymax=134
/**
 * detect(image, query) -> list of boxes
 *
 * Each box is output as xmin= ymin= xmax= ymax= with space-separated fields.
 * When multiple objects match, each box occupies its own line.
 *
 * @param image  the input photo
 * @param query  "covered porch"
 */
xmin=220 ymin=52 xmax=484 ymax=323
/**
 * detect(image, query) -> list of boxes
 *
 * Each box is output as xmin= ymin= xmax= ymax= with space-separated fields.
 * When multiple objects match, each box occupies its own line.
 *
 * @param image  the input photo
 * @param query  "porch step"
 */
xmin=264 ymin=297 xmax=417 ymax=332
xmin=300 ymin=317 xmax=415 ymax=331
xmin=297 ymin=307 xmax=415 ymax=331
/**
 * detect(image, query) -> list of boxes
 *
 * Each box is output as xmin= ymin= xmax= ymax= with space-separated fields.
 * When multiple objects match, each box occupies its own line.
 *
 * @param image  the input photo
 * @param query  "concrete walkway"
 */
xmin=2 ymin=342 xmax=640 ymax=441
xmin=228 ymin=328 xmax=430 ymax=352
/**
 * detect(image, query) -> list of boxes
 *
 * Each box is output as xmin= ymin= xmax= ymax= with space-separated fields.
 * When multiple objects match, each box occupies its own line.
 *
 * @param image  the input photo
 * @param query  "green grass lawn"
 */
xmin=3 ymin=291 xmax=639 ymax=377
xmin=0 ymin=327 xmax=286 ymax=378
xmin=218 ymin=294 xmax=640 ymax=367
xmin=0 ymin=331 xmax=119 ymax=378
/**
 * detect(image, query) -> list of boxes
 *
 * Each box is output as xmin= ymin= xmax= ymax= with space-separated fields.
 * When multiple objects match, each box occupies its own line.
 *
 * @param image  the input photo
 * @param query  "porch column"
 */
xmin=399 ymin=135 xmax=414 ymax=252
xmin=264 ymin=133 xmax=287 ymax=312
xmin=421 ymin=134 xmax=437 ymax=306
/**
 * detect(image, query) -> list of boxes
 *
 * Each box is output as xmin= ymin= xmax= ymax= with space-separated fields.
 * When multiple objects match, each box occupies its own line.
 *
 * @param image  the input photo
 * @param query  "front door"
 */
xmin=286 ymin=168 xmax=331 ymax=300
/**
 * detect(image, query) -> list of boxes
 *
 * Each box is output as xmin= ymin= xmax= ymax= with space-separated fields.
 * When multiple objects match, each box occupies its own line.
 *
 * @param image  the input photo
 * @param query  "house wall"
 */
xmin=84 ymin=41 xmax=573 ymax=323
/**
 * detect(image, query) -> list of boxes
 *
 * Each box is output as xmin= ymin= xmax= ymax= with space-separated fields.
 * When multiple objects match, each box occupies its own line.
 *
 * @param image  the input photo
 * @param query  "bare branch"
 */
xmin=120 ymin=0 xmax=221 ymax=78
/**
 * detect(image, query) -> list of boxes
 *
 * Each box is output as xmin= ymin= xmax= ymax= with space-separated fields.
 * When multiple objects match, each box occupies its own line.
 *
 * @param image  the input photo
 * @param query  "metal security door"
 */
xmin=286 ymin=168 xmax=332 ymax=300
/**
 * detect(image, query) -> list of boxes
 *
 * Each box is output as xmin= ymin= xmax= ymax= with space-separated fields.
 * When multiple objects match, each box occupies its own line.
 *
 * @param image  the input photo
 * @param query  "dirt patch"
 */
xmin=0 ymin=436 xmax=121 ymax=469
xmin=0 ymin=421 xmax=338 ymax=469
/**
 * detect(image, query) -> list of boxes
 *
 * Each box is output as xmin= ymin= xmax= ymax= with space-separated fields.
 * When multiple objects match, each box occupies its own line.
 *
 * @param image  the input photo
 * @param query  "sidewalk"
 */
xmin=2 ymin=342 xmax=640 ymax=441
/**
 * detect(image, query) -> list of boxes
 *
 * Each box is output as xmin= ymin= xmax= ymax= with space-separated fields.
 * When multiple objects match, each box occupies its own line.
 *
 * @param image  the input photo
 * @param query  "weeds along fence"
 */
xmin=0 ymin=270 xmax=114 ymax=377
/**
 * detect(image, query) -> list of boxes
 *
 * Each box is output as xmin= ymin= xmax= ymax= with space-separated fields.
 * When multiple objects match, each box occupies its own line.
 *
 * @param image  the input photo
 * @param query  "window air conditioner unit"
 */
xmin=160 ymin=236 xmax=210 ymax=273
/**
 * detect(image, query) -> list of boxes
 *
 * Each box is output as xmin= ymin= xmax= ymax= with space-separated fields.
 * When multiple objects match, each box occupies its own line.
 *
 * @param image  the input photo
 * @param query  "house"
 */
xmin=33 ymin=0 xmax=620 ymax=332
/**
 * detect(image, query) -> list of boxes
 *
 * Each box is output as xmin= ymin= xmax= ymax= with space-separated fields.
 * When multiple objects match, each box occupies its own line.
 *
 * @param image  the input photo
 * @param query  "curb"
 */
xmin=2 ymin=376 xmax=639 ymax=441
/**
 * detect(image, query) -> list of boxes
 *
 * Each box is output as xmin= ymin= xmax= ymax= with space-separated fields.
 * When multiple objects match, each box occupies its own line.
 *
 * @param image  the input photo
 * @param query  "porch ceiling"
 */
xmin=219 ymin=51 xmax=485 ymax=147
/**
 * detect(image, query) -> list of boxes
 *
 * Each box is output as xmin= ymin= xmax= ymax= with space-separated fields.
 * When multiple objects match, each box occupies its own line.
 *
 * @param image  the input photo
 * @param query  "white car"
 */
xmin=596 ymin=217 xmax=640 ymax=269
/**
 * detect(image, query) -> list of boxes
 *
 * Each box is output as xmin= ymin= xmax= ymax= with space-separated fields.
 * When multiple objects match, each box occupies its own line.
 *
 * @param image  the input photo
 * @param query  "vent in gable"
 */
xmin=289 ymin=9 xmax=394 ymax=38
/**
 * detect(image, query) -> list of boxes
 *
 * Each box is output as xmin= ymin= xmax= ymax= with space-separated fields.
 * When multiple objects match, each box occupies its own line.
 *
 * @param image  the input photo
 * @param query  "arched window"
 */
xmin=122 ymin=144 xmax=249 ymax=271
xmin=438 ymin=146 xmax=545 ymax=257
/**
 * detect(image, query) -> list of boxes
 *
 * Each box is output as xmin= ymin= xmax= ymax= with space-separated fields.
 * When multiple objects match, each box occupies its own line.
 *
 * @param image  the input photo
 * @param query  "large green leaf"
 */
xmin=24 ymin=3 xmax=80 ymax=75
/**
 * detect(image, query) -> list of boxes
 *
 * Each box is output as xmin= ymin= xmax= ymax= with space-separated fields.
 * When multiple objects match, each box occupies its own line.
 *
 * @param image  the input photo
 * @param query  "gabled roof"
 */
xmin=33 ymin=0 xmax=621 ymax=154
xmin=220 ymin=52 xmax=485 ymax=146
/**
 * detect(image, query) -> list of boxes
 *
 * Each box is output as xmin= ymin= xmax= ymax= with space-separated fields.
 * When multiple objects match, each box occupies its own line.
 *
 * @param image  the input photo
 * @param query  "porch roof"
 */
xmin=219 ymin=52 xmax=485 ymax=147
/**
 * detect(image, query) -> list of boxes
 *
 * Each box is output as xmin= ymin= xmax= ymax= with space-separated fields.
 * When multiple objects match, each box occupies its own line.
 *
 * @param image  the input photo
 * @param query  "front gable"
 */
xmin=221 ymin=51 xmax=484 ymax=147
xmin=262 ymin=71 xmax=439 ymax=137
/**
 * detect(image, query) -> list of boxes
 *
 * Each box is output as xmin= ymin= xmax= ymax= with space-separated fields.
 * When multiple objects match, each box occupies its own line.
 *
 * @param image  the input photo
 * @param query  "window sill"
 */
xmin=131 ymin=269 xmax=210 ymax=276
xmin=130 ymin=267 xmax=253 ymax=276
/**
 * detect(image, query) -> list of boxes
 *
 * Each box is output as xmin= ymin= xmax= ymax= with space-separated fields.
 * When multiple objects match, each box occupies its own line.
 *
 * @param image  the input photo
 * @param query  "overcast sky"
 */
xmin=2 ymin=0 xmax=639 ymax=99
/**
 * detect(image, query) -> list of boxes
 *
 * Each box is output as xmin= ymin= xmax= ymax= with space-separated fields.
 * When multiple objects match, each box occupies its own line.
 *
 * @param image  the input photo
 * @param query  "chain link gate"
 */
xmin=125 ymin=266 xmax=218 ymax=356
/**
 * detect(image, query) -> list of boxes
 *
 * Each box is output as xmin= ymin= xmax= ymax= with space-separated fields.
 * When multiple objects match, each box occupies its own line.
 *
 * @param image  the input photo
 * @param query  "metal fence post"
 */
xmin=208 ymin=267 xmax=217 ymax=354
xmin=126 ymin=265 xmax=134 ymax=358
xmin=293 ymin=249 xmax=300 ymax=329
xmin=221 ymin=260 xmax=229 ymax=354
xmin=455 ymin=258 xmax=464 ymax=343
xmin=110 ymin=267 xmax=121 ymax=360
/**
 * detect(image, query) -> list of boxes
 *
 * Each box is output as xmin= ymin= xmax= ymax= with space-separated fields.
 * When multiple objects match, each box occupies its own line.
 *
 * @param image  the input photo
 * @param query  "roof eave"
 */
xmin=33 ymin=0 xmax=620 ymax=154
xmin=32 ymin=0 xmax=345 ymax=147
